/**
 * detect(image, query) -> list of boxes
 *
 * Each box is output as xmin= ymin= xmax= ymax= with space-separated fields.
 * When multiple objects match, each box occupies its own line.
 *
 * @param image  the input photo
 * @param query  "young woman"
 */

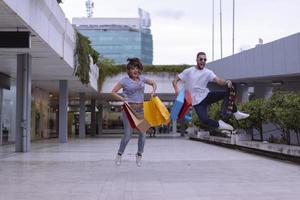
xmin=111 ymin=58 xmax=157 ymax=167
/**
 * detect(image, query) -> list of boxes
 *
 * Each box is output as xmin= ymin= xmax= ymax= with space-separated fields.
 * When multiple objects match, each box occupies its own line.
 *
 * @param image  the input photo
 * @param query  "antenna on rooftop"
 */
xmin=86 ymin=0 xmax=94 ymax=18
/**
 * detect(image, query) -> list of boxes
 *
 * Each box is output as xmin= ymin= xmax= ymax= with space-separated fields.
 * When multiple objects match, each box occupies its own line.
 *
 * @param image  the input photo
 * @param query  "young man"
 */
xmin=172 ymin=52 xmax=249 ymax=131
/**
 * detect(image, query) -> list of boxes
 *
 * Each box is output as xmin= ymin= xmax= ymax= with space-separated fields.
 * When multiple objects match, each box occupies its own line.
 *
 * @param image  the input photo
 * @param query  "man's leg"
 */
xmin=227 ymin=87 xmax=249 ymax=120
xmin=205 ymin=89 xmax=249 ymax=121
xmin=193 ymin=102 xmax=219 ymax=128
xmin=194 ymin=91 xmax=233 ymax=130
xmin=202 ymin=90 xmax=230 ymax=118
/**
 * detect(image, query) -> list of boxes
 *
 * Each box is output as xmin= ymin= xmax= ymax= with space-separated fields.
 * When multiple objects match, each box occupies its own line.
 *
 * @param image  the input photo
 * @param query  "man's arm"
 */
xmin=172 ymin=75 xmax=181 ymax=96
xmin=213 ymin=76 xmax=232 ymax=88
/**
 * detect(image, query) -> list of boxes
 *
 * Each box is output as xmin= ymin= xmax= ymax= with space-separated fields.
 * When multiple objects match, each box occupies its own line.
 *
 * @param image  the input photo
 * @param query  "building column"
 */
xmin=97 ymin=104 xmax=103 ymax=135
xmin=172 ymin=120 xmax=177 ymax=134
xmin=56 ymin=106 xmax=59 ymax=138
xmin=90 ymin=99 xmax=96 ymax=137
xmin=59 ymin=80 xmax=68 ymax=143
xmin=8 ymin=85 xmax=16 ymax=143
xmin=15 ymin=54 xmax=32 ymax=152
xmin=79 ymin=93 xmax=86 ymax=139
xmin=236 ymin=85 xmax=249 ymax=103
xmin=0 ymin=88 xmax=3 ymax=145
xmin=254 ymin=85 xmax=273 ymax=99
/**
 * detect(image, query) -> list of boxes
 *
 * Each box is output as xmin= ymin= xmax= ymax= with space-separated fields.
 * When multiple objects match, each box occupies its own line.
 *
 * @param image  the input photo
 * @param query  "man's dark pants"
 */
xmin=193 ymin=90 xmax=237 ymax=128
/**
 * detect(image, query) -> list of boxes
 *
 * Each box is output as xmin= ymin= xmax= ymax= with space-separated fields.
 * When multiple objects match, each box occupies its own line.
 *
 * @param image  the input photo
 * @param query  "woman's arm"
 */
xmin=111 ymin=82 xmax=126 ymax=101
xmin=145 ymin=78 xmax=157 ymax=97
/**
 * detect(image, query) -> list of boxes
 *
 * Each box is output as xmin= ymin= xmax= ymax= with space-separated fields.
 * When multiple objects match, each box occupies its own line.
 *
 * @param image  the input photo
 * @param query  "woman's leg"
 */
xmin=117 ymin=111 xmax=133 ymax=155
xmin=137 ymin=132 xmax=146 ymax=155
xmin=136 ymin=109 xmax=146 ymax=155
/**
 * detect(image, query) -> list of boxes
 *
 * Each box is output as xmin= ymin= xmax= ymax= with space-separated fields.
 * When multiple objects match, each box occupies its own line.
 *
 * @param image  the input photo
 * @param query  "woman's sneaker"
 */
xmin=233 ymin=110 xmax=250 ymax=120
xmin=136 ymin=154 xmax=142 ymax=167
xmin=115 ymin=154 xmax=122 ymax=166
xmin=218 ymin=120 xmax=234 ymax=131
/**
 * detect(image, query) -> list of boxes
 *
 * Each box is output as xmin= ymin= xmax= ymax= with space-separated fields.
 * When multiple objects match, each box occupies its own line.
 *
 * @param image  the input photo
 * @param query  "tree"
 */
xmin=237 ymin=99 xmax=268 ymax=141
xmin=266 ymin=90 xmax=300 ymax=145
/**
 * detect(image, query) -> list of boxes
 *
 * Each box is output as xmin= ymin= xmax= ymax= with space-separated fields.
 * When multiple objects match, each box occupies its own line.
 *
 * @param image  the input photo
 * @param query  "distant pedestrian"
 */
xmin=172 ymin=52 xmax=249 ymax=131
xmin=111 ymin=58 xmax=157 ymax=167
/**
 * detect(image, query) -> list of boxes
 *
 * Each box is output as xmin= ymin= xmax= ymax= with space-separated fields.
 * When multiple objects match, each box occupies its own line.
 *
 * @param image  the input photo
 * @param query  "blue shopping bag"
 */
xmin=170 ymin=88 xmax=185 ymax=121
xmin=184 ymin=115 xmax=192 ymax=121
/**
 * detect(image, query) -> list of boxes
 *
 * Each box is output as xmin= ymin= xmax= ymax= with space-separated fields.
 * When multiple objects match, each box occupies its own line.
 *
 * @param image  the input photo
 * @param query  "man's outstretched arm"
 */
xmin=172 ymin=75 xmax=181 ymax=96
xmin=213 ymin=76 xmax=232 ymax=88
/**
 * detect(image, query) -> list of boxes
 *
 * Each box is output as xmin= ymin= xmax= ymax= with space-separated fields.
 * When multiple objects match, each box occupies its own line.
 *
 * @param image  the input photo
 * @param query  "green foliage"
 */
xmin=98 ymin=62 xmax=190 ymax=89
xmin=143 ymin=64 xmax=190 ymax=73
xmin=89 ymin=48 xmax=100 ymax=65
xmin=109 ymin=64 xmax=190 ymax=74
xmin=265 ymin=90 xmax=300 ymax=144
xmin=74 ymin=31 xmax=100 ymax=85
xmin=238 ymin=99 xmax=267 ymax=129
xmin=191 ymin=98 xmax=267 ymax=140
xmin=237 ymin=99 xmax=267 ymax=141
xmin=98 ymin=58 xmax=122 ymax=89
xmin=208 ymin=102 xmax=222 ymax=120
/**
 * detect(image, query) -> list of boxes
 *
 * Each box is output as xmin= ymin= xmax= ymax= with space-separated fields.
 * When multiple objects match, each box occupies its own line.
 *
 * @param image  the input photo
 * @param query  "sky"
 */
xmin=60 ymin=0 xmax=300 ymax=65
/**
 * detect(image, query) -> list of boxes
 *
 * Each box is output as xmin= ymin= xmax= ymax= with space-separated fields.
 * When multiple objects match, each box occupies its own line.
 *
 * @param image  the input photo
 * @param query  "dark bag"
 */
xmin=226 ymin=86 xmax=236 ymax=115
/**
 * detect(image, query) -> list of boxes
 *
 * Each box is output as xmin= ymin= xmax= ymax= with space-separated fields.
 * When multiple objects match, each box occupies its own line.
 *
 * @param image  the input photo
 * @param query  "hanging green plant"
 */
xmin=74 ymin=31 xmax=99 ymax=85
xmin=98 ymin=59 xmax=190 ymax=90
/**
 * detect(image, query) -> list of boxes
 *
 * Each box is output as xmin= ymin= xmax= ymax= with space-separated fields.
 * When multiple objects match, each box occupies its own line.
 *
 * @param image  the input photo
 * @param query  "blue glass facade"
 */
xmin=78 ymin=26 xmax=153 ymax=64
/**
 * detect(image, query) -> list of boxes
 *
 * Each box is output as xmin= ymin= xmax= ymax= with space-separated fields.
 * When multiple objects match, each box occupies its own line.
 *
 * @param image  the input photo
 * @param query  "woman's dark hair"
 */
xmin=126 ymin=57 xmax=143 ymax=71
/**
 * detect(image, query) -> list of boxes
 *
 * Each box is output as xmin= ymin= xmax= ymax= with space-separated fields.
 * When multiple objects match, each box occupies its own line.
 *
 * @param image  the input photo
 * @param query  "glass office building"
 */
xmin=73 ymin=9 xmax=153 ymax=64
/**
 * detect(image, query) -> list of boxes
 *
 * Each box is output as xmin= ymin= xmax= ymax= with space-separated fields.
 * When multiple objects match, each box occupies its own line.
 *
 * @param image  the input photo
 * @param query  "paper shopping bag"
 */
xmin=152 ymin=96 xmax=170 ymax=124
xmin=143 ymin=99 xmax=160 ymax=126
xmin=123 ymin=102 xmax=151 ymax=133
xmin=144 ymin=97 xmax=170 ymax=126
xmin=170 ymin=88 xmax=185 ymax=121
xmin=178 ymin=90 xmax=192 ymax=120
xmin=136 ymin=119 xmax=152 ymax=133
xmin=123 ymin=103 xmax=137 ymax=129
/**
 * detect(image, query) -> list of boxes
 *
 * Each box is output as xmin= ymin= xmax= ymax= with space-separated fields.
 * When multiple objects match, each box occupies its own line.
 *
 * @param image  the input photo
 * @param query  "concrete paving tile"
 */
xmin=1 ymin=137 xmax=300 ymax=200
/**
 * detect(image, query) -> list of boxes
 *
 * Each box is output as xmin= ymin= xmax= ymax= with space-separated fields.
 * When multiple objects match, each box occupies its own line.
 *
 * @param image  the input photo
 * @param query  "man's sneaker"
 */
xmin=136 ymin=154 xmax=142 ymax=167
xmin=233 ymin=110 xmax=250 ymax=120
xmin=218 ymin=120 xmax=234 ymax=131
xmin=115 ymin=154 xmax=122 ymax=166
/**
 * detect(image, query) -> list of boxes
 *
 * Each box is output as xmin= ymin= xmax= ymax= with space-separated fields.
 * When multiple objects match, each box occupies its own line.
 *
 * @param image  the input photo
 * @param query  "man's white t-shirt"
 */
xmin=178 ymin=67 xmax=217 ymax=106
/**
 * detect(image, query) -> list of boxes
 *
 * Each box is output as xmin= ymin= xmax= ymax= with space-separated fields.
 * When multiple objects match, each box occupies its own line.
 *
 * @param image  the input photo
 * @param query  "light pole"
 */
xmin=212 ymin=0 xmax=215 ymax=61
xmin=219 ymin=0 xmax=223 ymax=59
xmin=232 ymin=0 xmax=235 ymax=54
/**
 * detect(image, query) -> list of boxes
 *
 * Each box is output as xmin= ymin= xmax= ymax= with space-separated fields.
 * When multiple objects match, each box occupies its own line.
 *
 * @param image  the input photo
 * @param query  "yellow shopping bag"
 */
xmin=144 ymin=99 xmax=159 ymax=126
xmin=152 ymin=96 xmax=170 ymax=124
xmin=144 ymin=97 xmax=170 ymax=126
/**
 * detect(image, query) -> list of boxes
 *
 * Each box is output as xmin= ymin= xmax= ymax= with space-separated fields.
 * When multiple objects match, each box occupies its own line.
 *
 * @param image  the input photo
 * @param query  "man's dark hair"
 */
xmin=126 ymin=57 xmax=143 ymax=71
xmin=196 ymin=52 xmax=206 ymax=58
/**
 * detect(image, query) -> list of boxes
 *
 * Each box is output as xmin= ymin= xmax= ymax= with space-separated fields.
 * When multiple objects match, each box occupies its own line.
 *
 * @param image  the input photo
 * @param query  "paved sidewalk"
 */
xmin=0 ymin=135 xmax=300 ymax=200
